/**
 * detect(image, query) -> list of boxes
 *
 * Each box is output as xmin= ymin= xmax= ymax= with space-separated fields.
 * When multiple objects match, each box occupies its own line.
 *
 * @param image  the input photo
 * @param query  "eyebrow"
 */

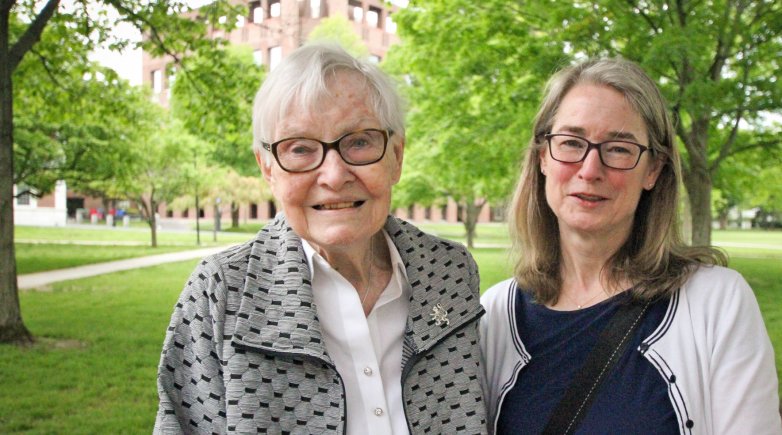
xmin=557 ymin=126 xmax=640 ymax=142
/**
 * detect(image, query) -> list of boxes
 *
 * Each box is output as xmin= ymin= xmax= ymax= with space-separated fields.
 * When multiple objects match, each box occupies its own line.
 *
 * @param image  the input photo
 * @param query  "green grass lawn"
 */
xmin=2 ymin=224 xmax=780 ymax=432
xmin=15 ymin=225 xmax=251 ymax=246
xmin=15 ymin=244 xmax=196 ymax=274
xmin=1 ymin=261 xmax=199 ymax=433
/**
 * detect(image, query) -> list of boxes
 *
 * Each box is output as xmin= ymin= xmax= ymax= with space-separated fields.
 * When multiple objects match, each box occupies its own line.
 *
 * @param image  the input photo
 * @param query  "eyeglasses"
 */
xmin=544 ymin=133 xmax=652 ymax=170
xmin=261 ymin=128 xmax=393 ymax=173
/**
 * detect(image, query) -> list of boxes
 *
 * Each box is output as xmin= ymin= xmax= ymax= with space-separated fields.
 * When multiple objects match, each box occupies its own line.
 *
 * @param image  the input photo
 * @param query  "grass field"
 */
xmin=15 ymin=244 xmax=195 ymax=274
xmin=2 ymin=224 xmax=781 ymax=433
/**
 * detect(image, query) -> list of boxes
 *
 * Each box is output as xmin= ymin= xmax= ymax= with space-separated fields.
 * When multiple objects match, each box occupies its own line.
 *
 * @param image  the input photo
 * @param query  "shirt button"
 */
xmin=374 ymin=407 xmax=384 ymax=416
xmin=363 ymin=367 xmax=373 ymax=376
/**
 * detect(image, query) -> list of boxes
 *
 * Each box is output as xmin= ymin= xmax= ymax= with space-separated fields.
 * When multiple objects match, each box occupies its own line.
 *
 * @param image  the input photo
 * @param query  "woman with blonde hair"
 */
xmin=480 ymin=58 xmax=780 ymax=434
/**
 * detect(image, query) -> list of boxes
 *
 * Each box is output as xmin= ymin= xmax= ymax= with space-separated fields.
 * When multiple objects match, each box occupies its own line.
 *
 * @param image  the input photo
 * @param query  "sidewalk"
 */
xmin=18 ymin=245 xmax=235 ymax=290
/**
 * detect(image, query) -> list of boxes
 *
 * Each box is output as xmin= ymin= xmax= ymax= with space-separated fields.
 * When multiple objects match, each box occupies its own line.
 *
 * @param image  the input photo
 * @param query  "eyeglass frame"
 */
xmin=542 ymin=133 xmax=653 ymax=170
xmin=261 ymin=128 xmax=394 ymax=173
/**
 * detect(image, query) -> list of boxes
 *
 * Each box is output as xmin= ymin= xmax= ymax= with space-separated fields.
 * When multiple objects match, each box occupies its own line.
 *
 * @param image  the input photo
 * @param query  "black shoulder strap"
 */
xmin=542 ymin=299 xmax=650 ymax=435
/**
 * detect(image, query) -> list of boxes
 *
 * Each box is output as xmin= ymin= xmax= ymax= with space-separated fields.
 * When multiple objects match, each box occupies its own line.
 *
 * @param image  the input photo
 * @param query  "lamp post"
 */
xmin=194 ymin=150 xmax=200 ymax=246
xmin=213 ymin=197 xmax=221 ymax=242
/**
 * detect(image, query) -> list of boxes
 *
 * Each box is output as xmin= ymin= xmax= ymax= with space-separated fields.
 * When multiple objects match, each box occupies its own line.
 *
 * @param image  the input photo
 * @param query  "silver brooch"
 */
xmin=430 ymin=304 xmax=449 ymax=327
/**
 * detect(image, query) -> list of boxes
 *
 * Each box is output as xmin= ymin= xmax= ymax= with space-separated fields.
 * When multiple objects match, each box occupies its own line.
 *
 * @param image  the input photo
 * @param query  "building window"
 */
xmin=151 ymin=69 xmax=163 ymax=94
xmin=16 ymin=184 xmax=32 ymax=206
xmin=167 ymin=66 xmax=176 ymax=98
xmin=236 ymin=15 xmax=245 ymax=27
xmin=269 ymin=46 xmax=282 ymax=70
xmin=310 ymin=0 xmax=322 ymax=18
xmin=385 ymin=15 xmax=397 ymax=33
xmin=349 ymin=0 xmax=362 ymax=22
xmin=269 ymin=0 xmax=281 ymax=18
xmin=253 ymin=49 xmax=263 ymax=66
xmin=182 ymin=208 xmax=189 ymax=218
xmin=367 ymin=6 xmax=381 ymax=28
xmin=368 ymin=54 xmax=381 ymax=64
xmin=249 ymin=1 xmax=263 ymax=23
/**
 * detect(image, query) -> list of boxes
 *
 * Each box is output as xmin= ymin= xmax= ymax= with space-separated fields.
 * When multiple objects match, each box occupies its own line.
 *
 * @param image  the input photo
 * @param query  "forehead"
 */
xmin=553 ymin=84 xmax=646 ymax=137
xmin=276 ymin=71 xmax=378 ymax=138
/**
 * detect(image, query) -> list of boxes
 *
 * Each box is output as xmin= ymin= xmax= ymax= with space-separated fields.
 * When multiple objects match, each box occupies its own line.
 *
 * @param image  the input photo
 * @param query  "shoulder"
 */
xmin=680 ymin=264 xmax=751 ymax=305
xmin=385 ymin=216 xmax=475 ymax=263
xmin=481 ymin=278 xmax=517 ymax=315
xmin=186 ymin=218 xmax=293 ymax=297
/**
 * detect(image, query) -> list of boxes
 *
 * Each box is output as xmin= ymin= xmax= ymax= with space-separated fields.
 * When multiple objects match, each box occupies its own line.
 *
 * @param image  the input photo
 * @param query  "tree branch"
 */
xmin=9 ymin=0 xmax=60 ymax=72
xmin=104 ymin=0 xmax=182 ymax=65
xmin=623 ymin=0 xmax=661 ymax=34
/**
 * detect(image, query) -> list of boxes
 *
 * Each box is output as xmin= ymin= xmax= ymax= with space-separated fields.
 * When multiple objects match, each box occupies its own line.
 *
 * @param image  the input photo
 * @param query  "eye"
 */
xmin=560 ymin=138 xmax=586 ymax=149
xmin=279 ymin=140 xmax=319 ymax=157
xmin=343 ymin=133 xmax=373 ymax=149
xmin=605 ymin=142 xmax=635 ymax=155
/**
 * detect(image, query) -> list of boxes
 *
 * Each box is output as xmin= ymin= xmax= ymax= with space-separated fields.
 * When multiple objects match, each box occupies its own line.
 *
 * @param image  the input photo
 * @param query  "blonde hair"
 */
xmin=508 ymin=58 xmax=725 ymax=304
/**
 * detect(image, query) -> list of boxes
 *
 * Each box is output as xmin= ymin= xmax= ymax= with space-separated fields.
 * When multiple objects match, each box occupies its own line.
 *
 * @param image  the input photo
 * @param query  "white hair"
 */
xmin=252 ymin=42 xmax=405 ymax=164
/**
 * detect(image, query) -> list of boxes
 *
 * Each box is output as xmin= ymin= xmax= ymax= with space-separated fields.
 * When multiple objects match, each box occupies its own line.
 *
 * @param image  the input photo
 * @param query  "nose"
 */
xmin=577 ymin=147 xmax=605 ymax=181
xmin=317 ymin=148 xmax=355 ymax=189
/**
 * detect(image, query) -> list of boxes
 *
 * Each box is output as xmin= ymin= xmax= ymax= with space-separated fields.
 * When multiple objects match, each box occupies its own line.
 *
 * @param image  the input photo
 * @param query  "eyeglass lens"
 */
xmin=548 ymin=134 xmax=643 ymax=169
xmin=275 ymin=129 xmax=387 ymax=172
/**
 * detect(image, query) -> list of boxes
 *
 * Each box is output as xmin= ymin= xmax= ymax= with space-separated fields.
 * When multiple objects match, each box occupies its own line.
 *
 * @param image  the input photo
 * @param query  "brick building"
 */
xmin=142 ymin=0 xmax=495 ymax=225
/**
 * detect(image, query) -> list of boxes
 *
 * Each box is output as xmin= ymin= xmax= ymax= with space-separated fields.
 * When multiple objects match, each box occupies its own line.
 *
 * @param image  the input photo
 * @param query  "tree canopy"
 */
xmin=1 ymin=0 xmax=241 ymax=343
xmin=389 ymin=0 xmax=782 ymax=246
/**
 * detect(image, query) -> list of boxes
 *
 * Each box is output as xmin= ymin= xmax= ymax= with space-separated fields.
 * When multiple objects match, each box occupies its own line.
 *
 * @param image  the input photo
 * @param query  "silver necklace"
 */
xmin=360 ymin=236 xmax=374 ymax=308
xmin=564 ymin=288 xmax=606 ymax=309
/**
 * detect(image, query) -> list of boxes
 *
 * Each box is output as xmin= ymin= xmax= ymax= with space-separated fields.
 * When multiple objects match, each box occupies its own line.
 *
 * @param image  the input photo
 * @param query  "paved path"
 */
xmin=18 ymin=245 xmax=235 ymax=290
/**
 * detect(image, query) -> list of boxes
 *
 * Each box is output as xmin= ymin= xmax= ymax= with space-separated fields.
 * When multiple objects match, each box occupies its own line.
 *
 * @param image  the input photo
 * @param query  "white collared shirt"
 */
xmin=303 ymin=231 xmax=410 ymax=435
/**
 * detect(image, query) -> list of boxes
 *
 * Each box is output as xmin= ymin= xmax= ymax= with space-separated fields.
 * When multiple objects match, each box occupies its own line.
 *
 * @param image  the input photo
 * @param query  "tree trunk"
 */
xmin=462 ymin=199 xmax=483 ymax=250
xmin=0 ymin=9 xmax=33 ymax=344
xmin=143 ymin=199 xmax=158 ymax=248
xmin=683 ymin=168 xmax=713 ymax=247
xmin=231 ymin=201 xmax=240 ymax=228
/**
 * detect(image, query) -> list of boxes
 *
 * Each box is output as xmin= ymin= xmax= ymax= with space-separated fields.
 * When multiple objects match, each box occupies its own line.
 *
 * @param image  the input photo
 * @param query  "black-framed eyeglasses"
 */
xmin=261 ymin=128 xmax=393 ymax=173
xmin=544 ymin=133 xmax=652 ymax=170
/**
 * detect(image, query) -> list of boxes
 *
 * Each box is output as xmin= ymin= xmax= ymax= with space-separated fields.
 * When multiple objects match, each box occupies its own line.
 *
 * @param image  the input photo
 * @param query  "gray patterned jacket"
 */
xmin=154 ymin=215 xmax=488 ymax=434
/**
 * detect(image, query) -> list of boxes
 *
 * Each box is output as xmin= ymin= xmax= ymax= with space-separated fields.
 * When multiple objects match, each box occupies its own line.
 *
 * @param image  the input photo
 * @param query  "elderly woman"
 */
xmin=480 ymin=58 xmax=781 ymax=434
xmin=154 ymin=43 xmax=487 ymax=434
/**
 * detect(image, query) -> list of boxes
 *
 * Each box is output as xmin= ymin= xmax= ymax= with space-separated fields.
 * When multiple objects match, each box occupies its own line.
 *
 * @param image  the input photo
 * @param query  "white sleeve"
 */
xmin=708 ymin=270 xmax=781 ymax=433
xmin=480 ymin=278 xmax=524 ymax=434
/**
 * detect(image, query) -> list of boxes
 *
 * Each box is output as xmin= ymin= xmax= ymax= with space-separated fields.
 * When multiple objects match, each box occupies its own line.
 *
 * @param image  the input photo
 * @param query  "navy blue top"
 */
xmin=496 ymin=288 xmax=678 ymax=434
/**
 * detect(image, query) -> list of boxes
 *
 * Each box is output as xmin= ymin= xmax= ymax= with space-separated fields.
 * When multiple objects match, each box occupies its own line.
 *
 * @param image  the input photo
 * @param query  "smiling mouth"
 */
xmin=574 ymin=194 xmax=606 ymax=202
xmin=313 ymin=200 xmax=365 ymax=210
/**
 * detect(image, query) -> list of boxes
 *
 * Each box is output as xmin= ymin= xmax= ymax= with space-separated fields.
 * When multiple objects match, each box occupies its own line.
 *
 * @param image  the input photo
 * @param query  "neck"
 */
xmin=553 ymin=230 xmax=631 ymax=310
xmin=315 ymin=231 xmax=393 ymax=315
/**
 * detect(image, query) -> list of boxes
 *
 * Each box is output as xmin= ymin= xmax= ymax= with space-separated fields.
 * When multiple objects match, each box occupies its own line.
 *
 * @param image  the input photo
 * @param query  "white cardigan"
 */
xmin=480 ymin=265 xmax=782 ymax=434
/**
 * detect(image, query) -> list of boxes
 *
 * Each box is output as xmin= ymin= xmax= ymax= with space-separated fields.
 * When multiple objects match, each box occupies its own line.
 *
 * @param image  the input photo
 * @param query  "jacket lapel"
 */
xmin=385 ymin=217 xmax=484 ymax=358
xmin=231 ymin=216 xmax=332 ymax=364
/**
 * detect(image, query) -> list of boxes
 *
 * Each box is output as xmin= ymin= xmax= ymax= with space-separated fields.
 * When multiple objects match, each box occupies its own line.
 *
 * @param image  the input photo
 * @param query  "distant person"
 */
xmin=480 ymin=58 xmax=781 ymax=434
xmin=154 ymin=43 xmax=487 ymax=434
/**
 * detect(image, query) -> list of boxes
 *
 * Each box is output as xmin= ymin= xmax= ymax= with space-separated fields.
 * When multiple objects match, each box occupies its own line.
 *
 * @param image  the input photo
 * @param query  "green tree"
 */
xmin=170 ymin=44 xmax=264 ymax=227
xmin=1 ymin=0 xmax=241 ymax=343
xmin=541 ymin=0 xmax=782 ymax=246
xmin=118 ymin=117 xmax=207 ymax=247
xmin=390 ymin=0 xmax=782 ymax=247
xmin=307 ymin=15 xmax=369 ymax=58
xmin=386 ymin=0 xmax=562 ymax=247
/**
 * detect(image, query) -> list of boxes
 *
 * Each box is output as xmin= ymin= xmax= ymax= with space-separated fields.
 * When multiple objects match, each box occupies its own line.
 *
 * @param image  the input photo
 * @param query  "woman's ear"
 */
xmin=256 ymin=151 xmax=273 ymax=184
xmin=644 ymin=154 xmax=665 ymax=190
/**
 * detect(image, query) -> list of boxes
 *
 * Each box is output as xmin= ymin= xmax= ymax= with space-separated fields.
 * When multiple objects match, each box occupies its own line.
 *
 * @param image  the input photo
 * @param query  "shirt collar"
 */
xmin=301 ymin=230 xmax=410 ymax=304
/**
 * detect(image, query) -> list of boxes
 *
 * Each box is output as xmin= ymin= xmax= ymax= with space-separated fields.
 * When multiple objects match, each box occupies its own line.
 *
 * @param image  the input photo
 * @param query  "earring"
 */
xmin=647 ymin=183 xmax=655 ymax=189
